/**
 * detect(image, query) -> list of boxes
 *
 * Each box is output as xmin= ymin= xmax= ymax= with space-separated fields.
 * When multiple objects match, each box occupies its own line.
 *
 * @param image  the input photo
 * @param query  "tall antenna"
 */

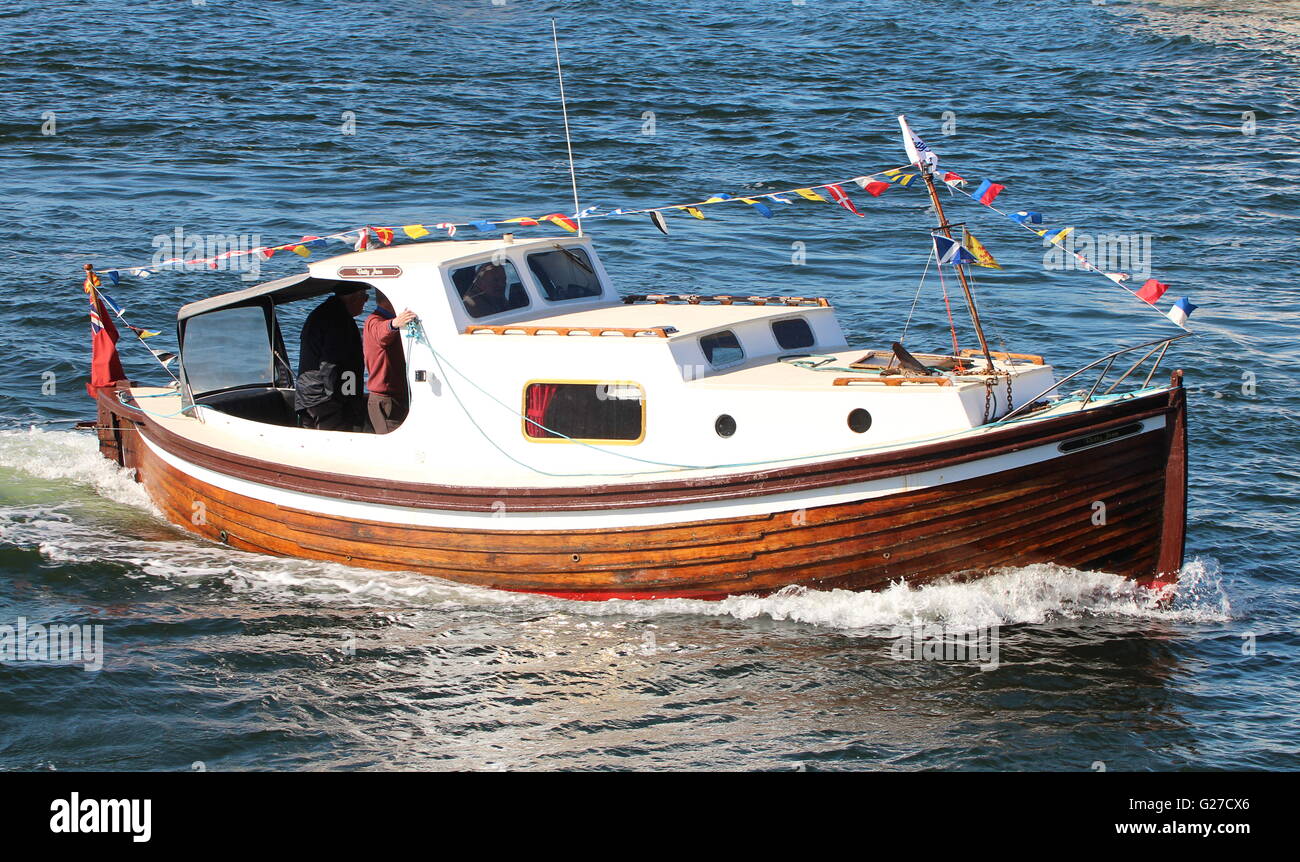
xmin=551 ymin=19 xmax=583 ymax=236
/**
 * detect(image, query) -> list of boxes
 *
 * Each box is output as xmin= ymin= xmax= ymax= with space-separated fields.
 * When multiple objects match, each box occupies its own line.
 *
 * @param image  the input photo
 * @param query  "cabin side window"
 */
xmin=450 ymin=259 xmax=529 ymax=319
xmin=700 ymin=330 xmax=745 ymax=368
xmin=526 ymin=247 xmax=603 ymax=302
xmin=181 ymin=305 xmax=275 ymax=395
xmin=772 ymin=317 xmax=815 ymax=350
xmin=523 ymin=382 xmax=644 ymax=443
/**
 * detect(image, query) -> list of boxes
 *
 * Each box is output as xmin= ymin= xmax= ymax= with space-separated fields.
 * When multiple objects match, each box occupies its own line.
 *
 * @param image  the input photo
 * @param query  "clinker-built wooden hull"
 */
xmin=92 ymin=376 xmax=1187 ymax=600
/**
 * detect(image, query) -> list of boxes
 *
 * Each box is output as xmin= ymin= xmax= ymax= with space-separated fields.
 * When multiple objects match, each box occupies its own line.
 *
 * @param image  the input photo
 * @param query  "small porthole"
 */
xmin=848 ymin=408 xmax=872 ymax=433
xmin=715 ymin=414 xmax=736 ymax=438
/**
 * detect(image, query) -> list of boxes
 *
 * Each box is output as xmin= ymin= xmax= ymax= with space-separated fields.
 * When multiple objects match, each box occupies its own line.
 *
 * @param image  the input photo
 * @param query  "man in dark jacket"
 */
xmin=295 ymin=285 xmax=368 ymax=430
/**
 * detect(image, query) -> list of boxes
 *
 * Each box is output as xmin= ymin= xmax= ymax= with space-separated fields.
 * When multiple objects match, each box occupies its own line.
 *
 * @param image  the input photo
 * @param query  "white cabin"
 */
xmin=167 ymin=234 xmax=1056 ymax=487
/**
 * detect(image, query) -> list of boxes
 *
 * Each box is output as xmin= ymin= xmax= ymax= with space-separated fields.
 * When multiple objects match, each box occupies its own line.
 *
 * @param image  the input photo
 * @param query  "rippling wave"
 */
xmin=1 ymin=0 xmax=1296 ymax=770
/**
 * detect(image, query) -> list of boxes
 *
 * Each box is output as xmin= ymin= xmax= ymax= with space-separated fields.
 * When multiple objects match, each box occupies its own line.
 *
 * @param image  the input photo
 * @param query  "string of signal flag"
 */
xmin=84 ymin=159 xmax=1197 ymax=332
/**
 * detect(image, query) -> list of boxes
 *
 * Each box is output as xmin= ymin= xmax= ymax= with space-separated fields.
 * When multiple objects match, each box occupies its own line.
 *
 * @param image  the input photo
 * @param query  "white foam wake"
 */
xmin=568 ymin=559 xmax=1233 ymax=631
xmin=0 ymin=426 xmax=156 ymax=512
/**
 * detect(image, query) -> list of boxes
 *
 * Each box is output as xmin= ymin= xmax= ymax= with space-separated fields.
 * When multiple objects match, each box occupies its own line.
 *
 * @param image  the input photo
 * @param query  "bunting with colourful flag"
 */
xmin=932 ymin=234 xmax=976 ymax=266
xmin=962 ymin=229 xmax=1000 ymax=269
xmin=542 ymin=213 xmax=579 ymax=232
xmin=899 ymin=115 xmax=939 ymax=172
xmin=85 ymin=164 xmax=918 ymax=281
xmin=1008 ymin=211 xmax=1043 ymax=225
xmin=1166 ymin=297 xmax=1197 ymax=327
xmin=1135 ymin=278 xmax=1168 ymax=304
xmin=825 ymin=183 xmax=863 ymax=216
xmin=972 ymin=179 xmax=1005 ymax=206
xmin=735 ymin=196 xmax=773 ymax=218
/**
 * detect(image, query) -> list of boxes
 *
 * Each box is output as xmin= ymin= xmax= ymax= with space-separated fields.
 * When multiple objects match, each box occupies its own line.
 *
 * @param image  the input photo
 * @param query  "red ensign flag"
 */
xmin=85 ymin=272 xmax=125 ymax=397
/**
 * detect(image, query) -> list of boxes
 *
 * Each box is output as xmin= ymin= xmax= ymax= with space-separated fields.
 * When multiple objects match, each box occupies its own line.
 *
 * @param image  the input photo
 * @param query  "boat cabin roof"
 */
xmin=177 ymin=236 xmax=582 ymax=321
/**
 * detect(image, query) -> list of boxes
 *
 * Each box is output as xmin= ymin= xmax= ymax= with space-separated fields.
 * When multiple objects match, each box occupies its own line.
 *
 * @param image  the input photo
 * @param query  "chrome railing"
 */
xmin=1000 ymin=332 xmax=1191 ymax=422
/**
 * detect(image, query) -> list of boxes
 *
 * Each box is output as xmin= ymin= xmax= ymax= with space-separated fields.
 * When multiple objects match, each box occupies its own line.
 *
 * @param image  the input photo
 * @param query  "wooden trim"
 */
xmin=833 ymin=376 xmax=951 ymax=387
xmin=123 ymin=420 xmax=1173 ymax=599
xmin=622 ymin=294 xmax=830 ymax=307
xmin=959 ymin=348 xmax=1046 ymax=365
xmin=464 ymin=324 xmax=672 ymax=337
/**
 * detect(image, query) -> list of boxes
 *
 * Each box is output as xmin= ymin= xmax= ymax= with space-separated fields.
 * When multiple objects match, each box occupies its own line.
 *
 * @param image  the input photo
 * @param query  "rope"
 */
xmin=936 ymin=261 xmax=961 ymax=357
xmin=114 ymin=389 xmax=196 ymax=420
xmin=898 ymin=246 xmax=934 ymax=344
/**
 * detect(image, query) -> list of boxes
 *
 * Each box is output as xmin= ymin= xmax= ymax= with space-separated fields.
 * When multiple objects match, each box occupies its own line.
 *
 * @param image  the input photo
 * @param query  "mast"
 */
xmin=551 ymin=20 xmax=583 ymax=236
xmin=898 ymin=115 xmax=995 ymax=373
xmin=921 ymin=171 xmax=996 ymax=372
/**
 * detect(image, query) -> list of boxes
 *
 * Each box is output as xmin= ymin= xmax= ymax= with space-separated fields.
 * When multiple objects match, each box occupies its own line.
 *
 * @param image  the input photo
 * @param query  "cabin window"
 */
xmin=181 ymin=305 xmax=275 ymax=395
xmin=527 ymin=246 xmax=603 ymax=302
xmin=772 ymin=317 xmax=815 ymax=350
xmin=451 ymin=259 xmax=529 ymax=318
xmin=700 ymin=330 xmax=744 ymax=368
xmin=523 ymin=382 xmax=644 ymax=443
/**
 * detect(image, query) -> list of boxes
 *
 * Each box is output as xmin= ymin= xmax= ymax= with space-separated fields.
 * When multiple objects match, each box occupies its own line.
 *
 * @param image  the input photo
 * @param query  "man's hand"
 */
xmin=391 ymin=309 xmax=417 ymax=330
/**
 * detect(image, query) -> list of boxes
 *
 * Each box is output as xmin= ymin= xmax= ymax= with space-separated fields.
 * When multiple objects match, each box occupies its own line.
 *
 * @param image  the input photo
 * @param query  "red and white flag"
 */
xmin=825 ymin=183 xmax=863 ymax=216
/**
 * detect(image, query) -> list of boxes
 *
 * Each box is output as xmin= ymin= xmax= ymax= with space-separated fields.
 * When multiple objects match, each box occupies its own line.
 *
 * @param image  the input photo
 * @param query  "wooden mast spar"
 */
xmin=900 ymin=116 xmax=997 ymax=373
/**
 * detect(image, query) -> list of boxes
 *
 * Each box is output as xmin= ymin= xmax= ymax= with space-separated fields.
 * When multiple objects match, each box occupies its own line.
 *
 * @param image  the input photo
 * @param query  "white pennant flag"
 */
xmin=898 ymin=115 xmax=939 ymax=172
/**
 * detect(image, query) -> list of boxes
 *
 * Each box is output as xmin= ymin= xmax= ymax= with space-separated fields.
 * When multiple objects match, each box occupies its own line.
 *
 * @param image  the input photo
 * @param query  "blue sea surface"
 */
xmin=0 ymin=0 xmax=1297 ymax=770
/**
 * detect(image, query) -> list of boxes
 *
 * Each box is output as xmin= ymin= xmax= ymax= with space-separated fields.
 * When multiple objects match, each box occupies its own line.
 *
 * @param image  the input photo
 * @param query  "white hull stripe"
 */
xmin=139 ymin=417 xmax=1161 ymax=531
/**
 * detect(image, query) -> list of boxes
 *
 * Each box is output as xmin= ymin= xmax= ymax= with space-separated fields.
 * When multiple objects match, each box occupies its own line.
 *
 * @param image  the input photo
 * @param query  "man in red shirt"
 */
xmin=363 ymin=292 xmax=417 ymax=434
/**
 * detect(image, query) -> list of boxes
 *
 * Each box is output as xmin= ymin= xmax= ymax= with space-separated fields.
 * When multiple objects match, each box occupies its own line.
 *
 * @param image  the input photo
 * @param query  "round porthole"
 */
xmin=847 ymin=408 xmax=872 ymax=433
xmin=715 ymin=414 xmax=736 ymax=438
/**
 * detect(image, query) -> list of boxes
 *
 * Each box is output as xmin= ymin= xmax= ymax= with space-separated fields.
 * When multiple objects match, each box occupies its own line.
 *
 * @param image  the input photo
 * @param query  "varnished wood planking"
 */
xmin=94 ymin=376 xmax=1188 ymax=600
xmin=127 ymin=421 xmax=1171 ymax=598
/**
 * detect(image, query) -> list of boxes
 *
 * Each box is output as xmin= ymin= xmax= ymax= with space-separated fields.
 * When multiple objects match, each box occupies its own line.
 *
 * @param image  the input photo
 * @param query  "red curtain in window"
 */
xmin=525 ymin=384 xmax=559 ymax=437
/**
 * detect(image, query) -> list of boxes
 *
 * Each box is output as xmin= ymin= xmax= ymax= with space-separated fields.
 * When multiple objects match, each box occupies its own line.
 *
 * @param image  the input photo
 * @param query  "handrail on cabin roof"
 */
xmin=622 ymin=294 xmax=830 ymax=307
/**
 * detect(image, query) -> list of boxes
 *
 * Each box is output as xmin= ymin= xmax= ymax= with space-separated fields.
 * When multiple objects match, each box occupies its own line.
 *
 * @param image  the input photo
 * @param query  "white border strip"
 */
xmin=139 ymin=417 xmax=1161 ymax=531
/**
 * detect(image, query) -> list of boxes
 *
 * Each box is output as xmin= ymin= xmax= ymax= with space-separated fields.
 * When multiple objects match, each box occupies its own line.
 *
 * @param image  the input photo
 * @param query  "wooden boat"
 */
xmin=85 ymin=129 xmax=1189 ymax=601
